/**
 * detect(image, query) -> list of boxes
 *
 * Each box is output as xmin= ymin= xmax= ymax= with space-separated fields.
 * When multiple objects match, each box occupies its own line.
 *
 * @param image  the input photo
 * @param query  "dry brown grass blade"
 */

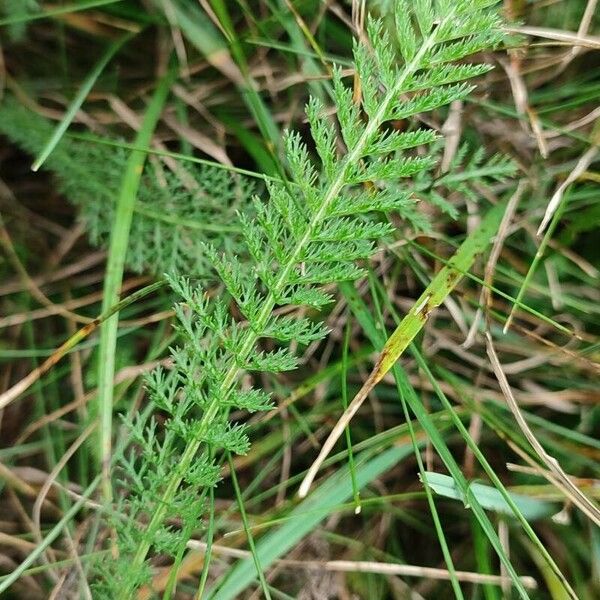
xmin=485 ymin=330 xmax=600 ymax=527
xmin=0 ymin=281 xmax=166 ymax=410
xmin=537 ymin=144 xmax=599 ymax=236
xmin=144 ymin=541 xmax=537 ymax=593
xmin=556 ymin=0 xmax=599 ymax=71
xmin=464 ymin=181 xmax=526 ymax=347
xmin=507 ymin=25 xmax=600 ymax=49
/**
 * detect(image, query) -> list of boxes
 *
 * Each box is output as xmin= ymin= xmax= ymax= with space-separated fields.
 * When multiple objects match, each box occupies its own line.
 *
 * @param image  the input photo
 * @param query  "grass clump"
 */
xmin=0 ymin=0 xmax=599 ymax=599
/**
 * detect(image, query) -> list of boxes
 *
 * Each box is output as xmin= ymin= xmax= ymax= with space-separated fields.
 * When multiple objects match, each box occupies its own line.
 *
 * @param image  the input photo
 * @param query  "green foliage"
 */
xmin=422 ymin=471 xmax=559 ymax=520
xmin=0 ymin=0 xmax=40 ymax=41
xmin=0 ymin=98 xmax=252 ymax=276
xmin=414 ymin=142 xmax=518 ymax=218
xmin=95 ymin=1 xmax=509 ymax=596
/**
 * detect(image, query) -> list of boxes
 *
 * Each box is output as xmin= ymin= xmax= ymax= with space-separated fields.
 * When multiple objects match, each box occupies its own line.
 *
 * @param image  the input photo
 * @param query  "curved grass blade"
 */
xmin=367 ymin=273 xmax=464 ymax=600
xmin=299 ymin=200 xmax=506 ymax=497
xmin=337 ymin=278 xmax=534 ymax=599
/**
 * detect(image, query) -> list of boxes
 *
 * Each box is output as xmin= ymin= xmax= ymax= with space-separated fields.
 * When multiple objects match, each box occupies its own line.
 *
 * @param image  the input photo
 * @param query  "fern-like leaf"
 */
xmin=98 ymin=1 xmax=508 ymax=596
xmin=0 ymin=98 xmax=252 ymax=276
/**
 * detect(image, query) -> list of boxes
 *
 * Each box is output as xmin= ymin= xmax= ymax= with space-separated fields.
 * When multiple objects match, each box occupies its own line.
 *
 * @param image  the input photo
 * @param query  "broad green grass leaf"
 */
xmin=209 ymin=444 xmax=415 ymax=600
xmin=422 ymin=472 xmax=559 ymax=521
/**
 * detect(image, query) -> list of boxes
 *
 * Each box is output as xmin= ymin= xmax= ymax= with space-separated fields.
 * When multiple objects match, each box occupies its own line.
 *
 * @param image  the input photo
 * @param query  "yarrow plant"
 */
xmin=96 ymin=0 xmax=508 ymax=596
xmin=0 ymin=99 xmax=252 ymax=276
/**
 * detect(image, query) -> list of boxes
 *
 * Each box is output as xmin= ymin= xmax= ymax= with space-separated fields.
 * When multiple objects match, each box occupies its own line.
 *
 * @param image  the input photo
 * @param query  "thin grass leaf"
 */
xmin=341 ymin=316 xmax=361 ymax=513
xmin=368 ymin=273 xmax=464 ymax=600
xmin=96 ymin=66 xmax=176 ymax=502
xmin=209 ymin=444 xmax=416 ymax=600
xmin=163 ymin=0 xmax=281 ymax=156
xmin=411 ymin=347 xmax=577 ymax=598
xmin=338 ymin=281 xmax=533 ymax=599
xmin=504 ymin=189 xmax=571 ymax=333
xmin=0 ymin=0 xmax=124 ymax=26
xmin=31 ymin=33 xmax=132 ymax=171
xmin=0 ymin=475 xmax=101 ymax=595
xmin=228 ymin=453 xmax=272 ymax=600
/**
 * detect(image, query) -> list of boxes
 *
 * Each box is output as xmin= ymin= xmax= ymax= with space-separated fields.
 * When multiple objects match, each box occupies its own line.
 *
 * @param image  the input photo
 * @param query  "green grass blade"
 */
xmin=423 ymin=472 xmax=558 ymax=520
xmin=411 ymin=347 xmax=577 ymax=598
xmin=298 ymin=201 xmax=506 ymax=497
xmin=341 ymin=316 xmax=361 ymax=513
xmin=376 ymin=201 xmax=505 ymax=379
xmin=68 ymin=131 xmax=279 ymax=182
xmin=0 ymin=475 xmax=101 ymax=595
xmin=163 ymin=0 xmax=281 ymax=156
xmin=504 ymin=189 xmax=571 ymax=333
xmin=472 ymin=516 xmax=502 ymax=600
xmin=216 ymin=111 xmax=280 ymax=176
xmin=0 ymin=0 xmax=125 ymax=26
xmin=95 ymin=65 xmax=176 ymax=502
xmin=207 ymin=0 xmax=280 ymax=147
xmin=339 ymin=281 xmax=532 ymax=599
xmin=209 ymin=444 xmax=416 ymax=600
xmin=195 ymin=487 xmax=215 ymax=600
xmin=367 ymin=273 xmax=464 ymax=600
xmin=228 ymin=453 xmax=272 ymax=600
xmin=31 ymin=33 xmax=133 ymax=171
